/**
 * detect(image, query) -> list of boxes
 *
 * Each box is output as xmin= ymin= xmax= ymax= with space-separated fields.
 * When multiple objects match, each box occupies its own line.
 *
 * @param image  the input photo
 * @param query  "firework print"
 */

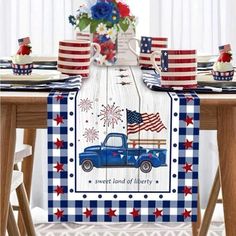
xmin=79 ymin=98 xmax=93 ymax=112
xmin=99 ymin=103 xmax=123 ymax=128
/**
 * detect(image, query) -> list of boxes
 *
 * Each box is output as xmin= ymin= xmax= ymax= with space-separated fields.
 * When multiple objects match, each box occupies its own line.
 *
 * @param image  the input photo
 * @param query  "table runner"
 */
xmin=47 ymin=68 xmax=200 ymax=222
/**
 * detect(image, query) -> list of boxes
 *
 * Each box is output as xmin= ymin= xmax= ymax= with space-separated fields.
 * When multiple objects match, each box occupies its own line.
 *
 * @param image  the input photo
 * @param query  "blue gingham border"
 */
xmin=48 ymin=91 xmax=200 ymax=222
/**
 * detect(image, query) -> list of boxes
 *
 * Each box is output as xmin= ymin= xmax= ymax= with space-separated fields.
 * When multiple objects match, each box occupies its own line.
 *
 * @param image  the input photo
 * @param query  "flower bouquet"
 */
xmin=69 ymin=0 xmax=136 ymax=66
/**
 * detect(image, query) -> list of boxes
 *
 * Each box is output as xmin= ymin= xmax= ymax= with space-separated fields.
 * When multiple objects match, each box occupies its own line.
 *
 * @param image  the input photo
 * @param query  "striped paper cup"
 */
xmin=57 ymin=40 xmax=100 ymax=78
xmin=151 ymin=50 xmax=197 ymax=89
xmin=12 ymin=63 xmax=33 ymax=75
xmin=129 ymin=36 xmax=168 ymax=69
xmin=212 ymin=70 xmax=234 ymax=81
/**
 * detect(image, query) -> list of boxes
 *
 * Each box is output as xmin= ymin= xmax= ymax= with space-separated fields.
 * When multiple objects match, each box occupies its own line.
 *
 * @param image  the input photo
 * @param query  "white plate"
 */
xmin=197 ymin=54 xmax=218 ymax=63
xmin=1 ymin=56 xmax=57 ymax=63
xmin=0 ymin=69 xmax=67 ymax=82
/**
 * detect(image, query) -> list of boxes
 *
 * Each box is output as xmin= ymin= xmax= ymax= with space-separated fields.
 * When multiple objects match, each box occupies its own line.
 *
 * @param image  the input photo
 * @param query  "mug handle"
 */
xmin=91 ymin=42 xmax=101 ymax=63
xmin=128 ymin=37 xmax=140 ymax=58
xmin=151 ymin=50 xmax=162 ymax=74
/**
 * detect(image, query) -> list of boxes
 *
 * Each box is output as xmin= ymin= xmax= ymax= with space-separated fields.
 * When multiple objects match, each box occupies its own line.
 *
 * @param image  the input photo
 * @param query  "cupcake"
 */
xmin=212 ymin=44 xmax=234 ymax=81
xmin=12 ymin=38 xmax=33 ymax=75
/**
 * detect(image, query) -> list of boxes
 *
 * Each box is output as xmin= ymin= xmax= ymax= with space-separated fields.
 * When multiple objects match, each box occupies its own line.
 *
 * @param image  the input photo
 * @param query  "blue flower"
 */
xmin=68 ymin=15 xmax=76 ymax=26
xmin=99 ymin=35 xmax=109 ymax=43
xmin=107 ymin=7 xmax=120 ymax=24
xmin=91 ymin=2 xmax=114 ymax=21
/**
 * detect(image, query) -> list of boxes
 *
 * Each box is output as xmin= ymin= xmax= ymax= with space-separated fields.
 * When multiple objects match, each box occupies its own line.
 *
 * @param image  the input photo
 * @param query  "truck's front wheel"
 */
xmin=140 ymin=161 xmax=152 ymax=173
xmin=81 ymin=160 xmax=93 ymax=172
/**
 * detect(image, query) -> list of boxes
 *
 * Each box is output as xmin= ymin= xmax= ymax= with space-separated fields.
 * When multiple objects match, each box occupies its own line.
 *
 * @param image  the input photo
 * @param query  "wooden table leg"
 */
xmin=217 ymin=107 xmax=236 ymax=235
xmin=192 ymin=189 xmax=201 ymax=236
xmin=0 ymin=104 xmax=16 ymax=236
xmin=198 ymin=168 xmax=220 ymax=236
xmin=18 ymin=128 xmax=36 ymax=236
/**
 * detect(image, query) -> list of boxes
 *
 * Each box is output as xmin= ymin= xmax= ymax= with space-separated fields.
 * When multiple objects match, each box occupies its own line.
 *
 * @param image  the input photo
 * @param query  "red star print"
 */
xmin=183 ymin=186 xmax=192 ymax=196
xmin=182 ymin=209 xmax=191 ymax=219
xmin=107 ymin=208 xmax=117 ymax=218
xmin=54 ymin=162 xmax=64 ymax=172
xmin=54 ymin=185 xmax=64 ymax=196
xmin=83 ymin=208 xmax=93 ymax=218
xmin=153 ymin=208 xmax=163 ymax=218
xmin=54 ymin=209 xmax=64 ymax=219
xmin=148 ymin=153 xmax=153 ymax=158
xmin=54 ymin=114 xmax=64 ymax=125
xmin=184 ymin=116 xmax=193 ymax=126
xmin=130 ymin=208 xmax=140 ymax=218
xmin=184 ymin=139 xmax=193 ymax=149
xmin=56 ymin=94 xmax=64 ymax=101
xmin=186 ymin=96 xmax=193 ymax=103
xmin=54 ymin=138 xmax=64 ymax=149
xmin=183 ymin=163 xmax=193 ymax=173
xmin=112 ymin=152 xmax=118 ymax=156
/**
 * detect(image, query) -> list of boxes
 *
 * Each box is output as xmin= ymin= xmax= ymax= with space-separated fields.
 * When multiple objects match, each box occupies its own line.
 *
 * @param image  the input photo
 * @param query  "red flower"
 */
xmin=100 ymin=40 xmax=116 ymax=61
xmin=117 ymin=2 xmax=130 ymax=18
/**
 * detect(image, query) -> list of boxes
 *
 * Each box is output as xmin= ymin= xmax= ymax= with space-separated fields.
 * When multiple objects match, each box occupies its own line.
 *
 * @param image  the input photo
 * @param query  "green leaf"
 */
xmin=90 ymin=21 xmax=100 ymax=33
xmin=78 ymin=17 xmax=91 ymax=31
xmin=119 ymin=19 xmax=129 ymax=32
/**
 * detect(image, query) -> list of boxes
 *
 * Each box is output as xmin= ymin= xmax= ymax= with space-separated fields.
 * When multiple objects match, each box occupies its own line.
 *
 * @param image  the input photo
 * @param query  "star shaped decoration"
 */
xmin=117 ymin=75 xmax=129 ymax=78
xmin=54 ymin=209 xmax=64 ymax=219
xmin=117 ymin=81 xmax=131 ymax=86
xmin=186 ymin=96 xmax=193 ymax=103
xmin=54 ymin=114 xmax=64 ymax=125
xmin=54 ymin=138 xmax=64 ymax=149
xmin=116 ymin=68 xmax=127 ymax=72
xmin=54 ymin=185 xmax=64 ymax=196
xmin=182 ymin=163 xmax=193 ymax=173
xmin=54 ymin=162 xmax=64 ymax=172
xmin=83 ymin=208 xmax=93 ymax=218
xmin=182 ymin=209 xmax=191 ymax=219
xmin=183 ymin=186 xmax=192 ymax=196
xmin=183 ymin=139 xmax=193 ymax=149
xmin=153 ymin=208 xmax=163 ymax=218
xmin=184 ymin=115 xmax=193 ymax=126
xmin=56 ymin=94 xmax=64 ymax=101
xmin=148 ymin=153 xmax=153 ymax=158
xmin=107 ymin=208 xmax=117 ymax=218
xmin=130 ymin=208 xmax=140 ymax=218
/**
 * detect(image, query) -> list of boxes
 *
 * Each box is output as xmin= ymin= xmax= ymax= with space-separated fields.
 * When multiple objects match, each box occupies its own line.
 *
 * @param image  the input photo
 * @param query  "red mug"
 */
xmin=57 ymin=40 xmax=100 ymax=78
xmin=151 ymin=49 xmax=197 ymax=89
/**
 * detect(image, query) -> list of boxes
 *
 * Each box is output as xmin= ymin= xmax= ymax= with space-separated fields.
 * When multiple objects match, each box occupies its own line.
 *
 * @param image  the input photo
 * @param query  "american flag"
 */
xmin=18 ymin=37 xmax=31 ymax=46
xmin=160 ymin=50 xmax=197 ymax=88
xmin=139 ymin=36 xmax=168 ymax=68
xmin=219 ymin=44 xmax=231 ymax=53
xmin=127 ymin=109 xmax=166 ymax=135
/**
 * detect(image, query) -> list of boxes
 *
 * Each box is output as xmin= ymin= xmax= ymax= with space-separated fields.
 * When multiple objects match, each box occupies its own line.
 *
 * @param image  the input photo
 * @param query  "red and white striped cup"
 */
xmin=128 ymin=36 xmax=168 ymax=69
xmin=57 ymin=40 xmax=100 ymax=78
xmin=151 ymin=49 xmax=197 ymax=89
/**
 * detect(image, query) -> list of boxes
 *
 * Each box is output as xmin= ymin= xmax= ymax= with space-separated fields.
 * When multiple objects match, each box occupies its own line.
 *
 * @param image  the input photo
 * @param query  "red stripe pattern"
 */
xmin=139 ymin=36 xmax=168 ymax=69
xmin=57 ymin=40 xmax=91 ymax=78
xmin=127 ymin=109 xmax=166 ymax=135
xmin=160 ymin=50 xmax=197 ymax=88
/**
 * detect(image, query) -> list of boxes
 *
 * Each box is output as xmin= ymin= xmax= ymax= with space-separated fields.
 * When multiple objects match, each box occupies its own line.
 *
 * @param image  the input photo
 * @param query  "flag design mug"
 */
xmin=57 ymin=40 xmax=101 ymax=78
xmin=128 ymin=36 xmax=168 ymax=68
xmin=151 ymin=49 xmax=197 ymax=89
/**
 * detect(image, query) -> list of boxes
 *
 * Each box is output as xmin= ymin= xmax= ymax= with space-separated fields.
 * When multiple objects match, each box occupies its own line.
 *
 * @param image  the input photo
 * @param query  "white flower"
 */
xmin=96 ymin=23 xmax=107 ymax=35
xmin=106 ymin=27 xmax=117 ymax=41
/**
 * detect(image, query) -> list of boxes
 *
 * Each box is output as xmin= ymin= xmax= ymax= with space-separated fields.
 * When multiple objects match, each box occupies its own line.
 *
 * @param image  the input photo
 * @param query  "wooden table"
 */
xmin=1 ymin=66 xmax=236 ymax=236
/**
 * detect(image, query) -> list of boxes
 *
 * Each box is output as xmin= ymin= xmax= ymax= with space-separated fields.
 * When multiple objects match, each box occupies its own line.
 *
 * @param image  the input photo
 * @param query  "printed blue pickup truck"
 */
xmin=79 ymin=133 xmax=167 ymax=173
